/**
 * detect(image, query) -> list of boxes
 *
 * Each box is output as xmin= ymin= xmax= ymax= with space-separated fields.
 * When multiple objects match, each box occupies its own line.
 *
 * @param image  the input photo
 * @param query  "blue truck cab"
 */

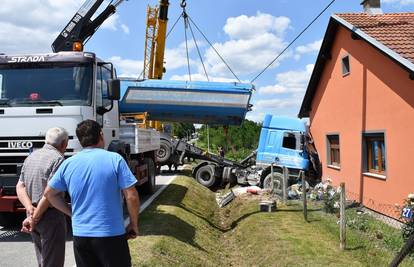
xmin=256 ymin=115 xmax=309 ymax=171
xmin=251 ymin=114 xmax=320 ymax=190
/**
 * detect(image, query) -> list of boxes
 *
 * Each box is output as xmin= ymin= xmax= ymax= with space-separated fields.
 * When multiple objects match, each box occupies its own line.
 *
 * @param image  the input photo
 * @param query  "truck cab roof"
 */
xmin=262 ymin=114 xmax=306 ymax=132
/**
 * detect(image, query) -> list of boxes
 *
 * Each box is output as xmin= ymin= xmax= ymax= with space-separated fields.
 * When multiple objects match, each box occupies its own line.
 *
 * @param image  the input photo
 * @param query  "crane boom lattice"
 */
xmin=143 ymin=6 xmax=159 ymax=79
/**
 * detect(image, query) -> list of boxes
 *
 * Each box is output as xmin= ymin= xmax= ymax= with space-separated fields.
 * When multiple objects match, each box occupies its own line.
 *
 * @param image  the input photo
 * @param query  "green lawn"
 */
xmin=129 ymin=176 xmax=413 ymax=266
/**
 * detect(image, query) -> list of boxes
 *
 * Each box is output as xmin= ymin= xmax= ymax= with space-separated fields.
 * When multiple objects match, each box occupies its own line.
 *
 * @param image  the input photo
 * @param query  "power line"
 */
xmin=250 ymin=0 xmax=337 ymax=83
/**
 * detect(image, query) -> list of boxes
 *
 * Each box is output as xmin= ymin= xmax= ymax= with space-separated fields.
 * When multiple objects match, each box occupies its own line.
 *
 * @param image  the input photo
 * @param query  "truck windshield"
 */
xmin=0 ymin=64 xmax=92 ymax=107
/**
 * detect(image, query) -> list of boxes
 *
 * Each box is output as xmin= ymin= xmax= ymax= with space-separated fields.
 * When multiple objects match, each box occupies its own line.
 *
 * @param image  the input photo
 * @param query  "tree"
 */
xmin=171 ymin=122 xmax=195 ymax=139
xmin=197 ymin=120 xmax=261 ymax=160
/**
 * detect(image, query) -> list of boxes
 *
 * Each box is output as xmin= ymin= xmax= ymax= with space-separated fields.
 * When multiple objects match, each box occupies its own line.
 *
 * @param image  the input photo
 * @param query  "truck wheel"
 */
xmin=156 ymin=140 xmax=172 ymax=164
xmin=142 ymin=158 xmax=156 ymax=195
xmin=262 ymin=172 xmax=284 ymax=195
xmin=196 ymin=165 xmax=216 ymax=188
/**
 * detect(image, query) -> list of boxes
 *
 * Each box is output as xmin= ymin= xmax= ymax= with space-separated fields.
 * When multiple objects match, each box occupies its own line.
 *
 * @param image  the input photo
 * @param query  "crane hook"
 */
xmin=180 ymin=0 xmax=187 ymax=8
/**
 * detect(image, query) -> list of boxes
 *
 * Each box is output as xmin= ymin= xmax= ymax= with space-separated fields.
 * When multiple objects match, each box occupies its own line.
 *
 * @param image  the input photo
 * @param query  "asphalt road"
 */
xmin=0 ymin=169 xmax=179 ymax=267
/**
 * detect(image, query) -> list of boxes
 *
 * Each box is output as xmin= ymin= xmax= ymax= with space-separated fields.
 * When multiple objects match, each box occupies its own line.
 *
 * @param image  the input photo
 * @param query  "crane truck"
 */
xmin=0 ymin=0 xmax=254 ymax=223
xmin=0 ymin=0 xmax=161 ymax=222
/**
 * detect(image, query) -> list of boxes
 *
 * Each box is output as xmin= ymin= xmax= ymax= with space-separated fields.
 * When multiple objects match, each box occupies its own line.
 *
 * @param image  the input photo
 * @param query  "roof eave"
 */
xmin=298 ymin=17 xmax=338 ymax=118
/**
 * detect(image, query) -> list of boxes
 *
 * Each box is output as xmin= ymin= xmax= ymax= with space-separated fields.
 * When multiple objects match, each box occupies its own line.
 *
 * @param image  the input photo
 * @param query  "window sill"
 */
xmin=363 ymin=172 xmax=386 ymax=180
xmin=327 ymin=165 xmax=341 ymax=170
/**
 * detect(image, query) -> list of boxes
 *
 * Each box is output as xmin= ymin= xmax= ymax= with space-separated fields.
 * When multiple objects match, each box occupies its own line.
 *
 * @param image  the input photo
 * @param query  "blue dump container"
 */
xmin=119 ymin=79 xmax=254 ymax=125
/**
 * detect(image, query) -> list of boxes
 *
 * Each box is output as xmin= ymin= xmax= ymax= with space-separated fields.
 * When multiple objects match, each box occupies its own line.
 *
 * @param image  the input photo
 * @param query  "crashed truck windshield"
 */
xmin=0 ymin=64 xmax=93 ymax=107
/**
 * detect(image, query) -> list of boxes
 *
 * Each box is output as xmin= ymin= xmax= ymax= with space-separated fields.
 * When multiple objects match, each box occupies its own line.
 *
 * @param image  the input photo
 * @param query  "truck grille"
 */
xmin=0 ymin=136 xmax=74 ymax=176
xmin=0 ymin=136 xmax=74 ymax=154
xmin=0 ymin=136 xmax=46 ymax=154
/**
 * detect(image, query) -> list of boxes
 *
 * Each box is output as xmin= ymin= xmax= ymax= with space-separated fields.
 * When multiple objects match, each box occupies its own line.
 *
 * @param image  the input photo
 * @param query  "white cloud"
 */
xmin=121 ymin=24 xmax=130 ymax=35
xmin=165 ymin=41 xmax=198 ymax=71
xmin=101 ymin=13 xmax=119 ymax=31
xmin=255 ymin=97 xmax=302 ymax=109
xmin=383 ymin=0 xmax=414 ymax=5
xmin=294 ymin=40 xmax=322 ymax=60
xmin=203 ymin=13 xmax=292 ymax=77
xmin=246 ymin=64 xmax=314 ymax=122
xmin=258 ymin=64 xmax=314 ymax=95
xmin=0 ymin=0 xmax=128 ymax=54
xmin=296 ymin=39 xmax=322 ymax=54
xmin=224 ymin=13 xmax=290 ymax=39
xmin=108 ymin=56 xmax=143 ymax=77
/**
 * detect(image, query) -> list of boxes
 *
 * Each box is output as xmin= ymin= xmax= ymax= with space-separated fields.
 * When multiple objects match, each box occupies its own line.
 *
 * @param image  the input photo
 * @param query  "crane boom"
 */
xmin=52 ymin=0 xmax=124 ymax=52
xmin=143 ymin=0 xmax=169 ymax=79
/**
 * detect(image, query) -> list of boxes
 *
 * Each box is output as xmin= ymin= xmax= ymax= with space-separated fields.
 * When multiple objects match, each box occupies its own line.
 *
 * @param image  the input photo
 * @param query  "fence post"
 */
xmin=270 ymin=163 xmax=274 ymax=195
xmin=283 ymin=166 xmax=288 ymax=203
xmin=301 ymin=171 xmax=308 ymax=222
xmin=389 ymin=233 xmax=414 ymax=267
xmin=340 ymin=182 xmax=346 ymax=250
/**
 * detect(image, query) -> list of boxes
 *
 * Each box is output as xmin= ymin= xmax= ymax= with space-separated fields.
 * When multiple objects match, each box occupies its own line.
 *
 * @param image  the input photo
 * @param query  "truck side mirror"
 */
xmin=108 ymin=79 xmax=120 ymax=101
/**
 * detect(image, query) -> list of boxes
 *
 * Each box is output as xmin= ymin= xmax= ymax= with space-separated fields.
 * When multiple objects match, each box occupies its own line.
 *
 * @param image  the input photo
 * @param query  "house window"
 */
xmin=342 ymin=55 xmax=350 ymax=76
xmin=364 ymin=133 xmax=386 ymax=175
xmin=327 ymin=134 xmax=340 ymax=167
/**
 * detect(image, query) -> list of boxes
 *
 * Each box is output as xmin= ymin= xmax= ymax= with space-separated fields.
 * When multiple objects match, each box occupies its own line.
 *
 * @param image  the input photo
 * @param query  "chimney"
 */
xmin=361 ymin=0 xmax=383 ymax=15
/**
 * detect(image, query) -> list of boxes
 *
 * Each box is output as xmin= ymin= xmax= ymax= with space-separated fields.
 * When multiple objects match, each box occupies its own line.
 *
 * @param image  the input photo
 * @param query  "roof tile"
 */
xmin=336 ymin=13 xmax=414 ymax=64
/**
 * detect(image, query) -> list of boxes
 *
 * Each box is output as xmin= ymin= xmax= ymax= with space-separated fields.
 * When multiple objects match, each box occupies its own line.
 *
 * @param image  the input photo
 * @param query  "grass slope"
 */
xmin=129 ymin=176 xmax=413 ymax=266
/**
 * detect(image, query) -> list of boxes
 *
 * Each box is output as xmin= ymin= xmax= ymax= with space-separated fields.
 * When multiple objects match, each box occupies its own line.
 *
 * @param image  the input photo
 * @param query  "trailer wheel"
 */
xmin=196 ymin=165 xmax=216 ymax=188
xmin=262 ymin=172 xmax=284 ymax=195
xmin=142 ymin=158 xmax=156 ymax=194
xmin=156 ymin=140 xmax=172 ymax=164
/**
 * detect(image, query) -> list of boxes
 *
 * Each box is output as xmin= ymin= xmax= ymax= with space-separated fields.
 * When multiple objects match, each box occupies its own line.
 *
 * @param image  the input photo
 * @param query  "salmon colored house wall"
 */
xmin=309 ymin=26 xmax=414 ymax=218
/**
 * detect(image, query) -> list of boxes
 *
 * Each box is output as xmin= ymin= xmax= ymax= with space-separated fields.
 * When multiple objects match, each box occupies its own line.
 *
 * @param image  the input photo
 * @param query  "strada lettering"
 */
xmin=8 ymin=141 xmax=33 ymax=149
xmin=8 ymin=56 xmax=45 ymax=63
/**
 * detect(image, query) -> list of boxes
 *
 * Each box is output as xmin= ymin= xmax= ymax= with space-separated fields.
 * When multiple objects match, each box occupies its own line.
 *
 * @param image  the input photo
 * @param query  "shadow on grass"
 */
xmin=139 ymin=182 xmax=262 ymax=253
xmin=140 ymin=210 xmax=207 ymax=252
xmin=345 ymin=245 xmax=365 ymax=251
xmin=140 ymin=183 xmax=207 ymax=251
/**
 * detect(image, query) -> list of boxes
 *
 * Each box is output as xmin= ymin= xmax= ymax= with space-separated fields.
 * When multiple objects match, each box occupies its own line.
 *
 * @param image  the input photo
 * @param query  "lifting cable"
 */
xmin=250 ymin=0 xmax=336 ymax=83
xmin=181 ymin=0 xmax=209 ymax=81
xmin=188 ymin=20 xmax=209 ymax=81
xmin=188 ymin=15 xmax=240 ymax=82
xmin=170 ymin=0 xmax=240 ymax=82
xmin=182 ymin=2 xmax=192 ymax=81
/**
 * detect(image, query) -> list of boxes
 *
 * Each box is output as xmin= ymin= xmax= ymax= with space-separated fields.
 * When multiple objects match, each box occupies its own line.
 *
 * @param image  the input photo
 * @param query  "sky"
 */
xmin=0 ymin=0 xmax=413 ymax=122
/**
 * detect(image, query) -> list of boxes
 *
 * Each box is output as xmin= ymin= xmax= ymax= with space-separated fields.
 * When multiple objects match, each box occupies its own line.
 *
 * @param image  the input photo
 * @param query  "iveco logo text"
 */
xmin=8 ymin=141 xmax=33 ymax=149
xmin=8 ymin=56 xmax=45 ymax=63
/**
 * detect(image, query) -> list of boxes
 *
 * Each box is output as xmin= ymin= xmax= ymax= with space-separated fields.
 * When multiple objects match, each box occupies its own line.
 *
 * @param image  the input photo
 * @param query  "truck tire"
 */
xmin=262 ymin=172 xmax=284 ymax=195
xmin=195 ymin=165 xmax=216 ymax=188
xmin=142 ymin=158 xmax=156 ymax=194
xmin=156 ymin=139 xmax=172 ymax=164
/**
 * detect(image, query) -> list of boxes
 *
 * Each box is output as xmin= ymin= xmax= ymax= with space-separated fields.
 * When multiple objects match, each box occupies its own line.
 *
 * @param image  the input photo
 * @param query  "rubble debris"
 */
xmin=232 ymin=186 xmax=263 ymax=196
xmin=216 ymin=190 xmax=235 ymax=207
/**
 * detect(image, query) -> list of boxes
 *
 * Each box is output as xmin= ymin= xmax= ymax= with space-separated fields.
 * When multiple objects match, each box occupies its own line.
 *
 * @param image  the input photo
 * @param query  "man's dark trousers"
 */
xmin=73 ymin=234 xmax=131 ymax=267
xmin=31 ymin=209 xmax=66 ymax=267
